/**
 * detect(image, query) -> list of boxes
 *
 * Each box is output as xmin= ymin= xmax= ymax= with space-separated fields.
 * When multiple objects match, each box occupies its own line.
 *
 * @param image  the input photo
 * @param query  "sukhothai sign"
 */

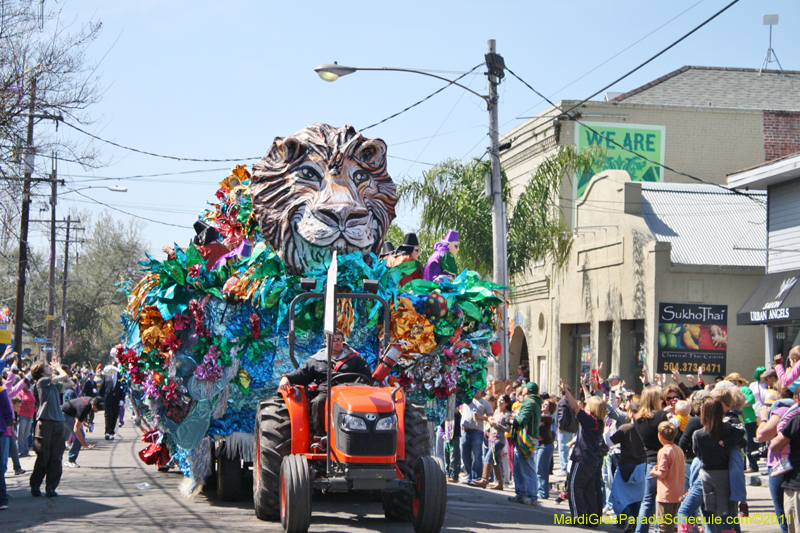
xmin=657 ymin=302 xmax=727 ymax=376
xmin=574 ymin=122 xmax=666 ymax=199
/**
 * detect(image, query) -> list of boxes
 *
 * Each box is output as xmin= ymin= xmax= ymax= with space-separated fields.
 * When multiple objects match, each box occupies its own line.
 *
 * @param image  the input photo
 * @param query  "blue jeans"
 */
xmin=635 ymin=462 xmax=657 ymax=533
xmin=444 ymin=437 xmax=461 ymax=479
xmin=0 ymin=435 xmax=9 ymax=506
xmin=8 ymin=431 xmax=20 ymax=471
xmin=729 ymin=447 xmax=746 ymax=502
xmin=769 ymin=472 xmax=788 ymax=533
xmin=64 ymin=415 xmax=83 ymax=463
xmin=514 ymin=445 xmax=538 ymax=499
xmin=557 ymin=430 xmax=574 ymax=473
xmin=602 ymin=456 xmax=614 ymax=510
xmin=17 ymin=415 xmax=32 ymax=456
xmin=460 ymin=429 xmax=483 ymax=483
xmin=434 ymin=431 xmax=446 ymax=465
xmin=678 ymin=478 xmax=703 ymax=525
xmin=534 ymin=442 xmax=553 ymax=498
xmin=483 ymin=440 xmax=504 ymax=466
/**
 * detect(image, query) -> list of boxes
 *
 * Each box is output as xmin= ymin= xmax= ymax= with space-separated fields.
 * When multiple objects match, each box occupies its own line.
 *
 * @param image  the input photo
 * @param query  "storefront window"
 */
xmin=773 ymin=323 xmax=800 ymax=359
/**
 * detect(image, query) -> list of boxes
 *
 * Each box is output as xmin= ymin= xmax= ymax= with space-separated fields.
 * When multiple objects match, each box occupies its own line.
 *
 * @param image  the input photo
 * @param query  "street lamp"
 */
xmin=314 ymin=40 xmax=510 ymax=379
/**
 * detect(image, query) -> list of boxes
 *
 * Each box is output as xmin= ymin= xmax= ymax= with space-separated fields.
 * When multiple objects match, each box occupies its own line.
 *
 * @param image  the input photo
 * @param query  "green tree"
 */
xmin=397 ymin=145 xmax=604 ymax=282
xmin=61 ymin=211 xmax=148 ymax=366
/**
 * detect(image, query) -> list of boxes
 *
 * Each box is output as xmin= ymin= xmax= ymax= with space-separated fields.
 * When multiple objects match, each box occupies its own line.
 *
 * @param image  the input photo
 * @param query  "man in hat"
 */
xmin=423 ymin=230 xmax=459 ymax=282
xmin=161 ymin=220 xmax=230 ymax=270
xmin=379 ymin=241 xmax=395 ymax=260
xmin=385 ymin=233 xmax=423 ymax=287
xmin=98 ymin=363 xmax=125 ymax=441
xmin=509 ymin=381 xmax=543 ymax=506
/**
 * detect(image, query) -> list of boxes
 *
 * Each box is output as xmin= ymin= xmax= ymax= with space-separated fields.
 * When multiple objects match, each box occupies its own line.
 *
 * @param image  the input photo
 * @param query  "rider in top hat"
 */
xmin=423 ymin=230 xmax=459 ymax=282
xmin=385 ymin=233 xmax=423 ymax=287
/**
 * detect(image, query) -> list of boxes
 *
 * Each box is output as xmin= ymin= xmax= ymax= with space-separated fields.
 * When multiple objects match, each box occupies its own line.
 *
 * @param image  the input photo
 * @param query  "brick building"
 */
xmin=499 ymin=66 xmax=800 ymax=390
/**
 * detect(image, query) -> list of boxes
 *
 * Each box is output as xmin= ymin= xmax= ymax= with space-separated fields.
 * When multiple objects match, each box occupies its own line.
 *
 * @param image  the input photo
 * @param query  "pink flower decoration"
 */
xmin=162 ymin=333 xmax=181 ymax=352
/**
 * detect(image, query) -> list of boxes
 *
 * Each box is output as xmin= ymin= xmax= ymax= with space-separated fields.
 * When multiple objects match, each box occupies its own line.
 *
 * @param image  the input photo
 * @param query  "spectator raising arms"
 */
xmin=559 ymin=378 xmax=606 ymax=524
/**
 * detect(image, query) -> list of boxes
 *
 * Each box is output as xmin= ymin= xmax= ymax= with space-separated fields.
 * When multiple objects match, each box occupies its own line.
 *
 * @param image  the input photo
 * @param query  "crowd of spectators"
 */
xmin=0 ymin=347 xmax=127 ymax=511
xmin=432 ymin=355 xmax=800 ymax=533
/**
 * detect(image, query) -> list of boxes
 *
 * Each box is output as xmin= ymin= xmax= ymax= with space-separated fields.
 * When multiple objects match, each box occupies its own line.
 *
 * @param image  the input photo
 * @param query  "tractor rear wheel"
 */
xmin=411 ymin=456 xmax=447 ymax=533
xmin=280 ymin=454 xmax=312 ymax=533
xmin=254 ymin=397 xmax=291 ymax=520
xmin=382 ymin=402 xmax=430 ymax=522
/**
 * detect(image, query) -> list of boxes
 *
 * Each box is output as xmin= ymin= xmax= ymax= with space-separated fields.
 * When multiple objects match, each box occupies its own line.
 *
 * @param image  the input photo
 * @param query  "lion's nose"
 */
xmin=316 ymin=203 xmax=369 ymax=228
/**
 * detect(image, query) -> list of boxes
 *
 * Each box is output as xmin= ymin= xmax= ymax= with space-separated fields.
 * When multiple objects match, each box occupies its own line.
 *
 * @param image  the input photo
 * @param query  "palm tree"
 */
xmin=396 ymin=145 xmax=604 ymax=282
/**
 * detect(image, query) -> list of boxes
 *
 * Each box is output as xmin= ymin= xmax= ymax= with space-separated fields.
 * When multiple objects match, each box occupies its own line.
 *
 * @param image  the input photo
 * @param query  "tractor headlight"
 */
xmin=340 ymin=414 xmax=367 ymax=431
xmin=375 ymin=414 xmax=397 ymax=432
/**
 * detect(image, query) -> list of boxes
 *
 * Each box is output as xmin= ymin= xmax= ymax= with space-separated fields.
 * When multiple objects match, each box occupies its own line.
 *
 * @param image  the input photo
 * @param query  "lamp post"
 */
xmin=315 ymin=40 xmax=509 ymax=379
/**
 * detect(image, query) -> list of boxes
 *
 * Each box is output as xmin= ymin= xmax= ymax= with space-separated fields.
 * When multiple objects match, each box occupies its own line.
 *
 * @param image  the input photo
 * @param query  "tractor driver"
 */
xmin=278 ymin=332 xmax=372 ymax=436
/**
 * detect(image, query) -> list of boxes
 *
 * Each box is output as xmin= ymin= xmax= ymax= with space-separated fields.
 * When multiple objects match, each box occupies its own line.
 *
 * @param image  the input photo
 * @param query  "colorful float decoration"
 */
xmin=117 ymin=124 xmax=507 ymax=493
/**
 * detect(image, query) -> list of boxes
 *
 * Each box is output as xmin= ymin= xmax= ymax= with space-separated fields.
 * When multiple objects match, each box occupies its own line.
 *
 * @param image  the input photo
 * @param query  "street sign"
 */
xmin=34 ymin=337 xmax=47 ymax=343
xmin=41 ymin=346 xmax=56 ymax=352
xmin=0 ymin=331 xmax=10 ymax=343
xmin=45 ymin=315 xmax=55 ymax=321
xmin=324 ymin=251 xmax=337 ymax=335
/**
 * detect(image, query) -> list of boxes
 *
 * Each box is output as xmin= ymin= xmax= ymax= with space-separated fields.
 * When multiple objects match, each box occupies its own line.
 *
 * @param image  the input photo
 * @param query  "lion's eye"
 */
xmin=352 ymin=170 xmax=370 ymax=185
xmin=298 ymin=167 xmax=321 ymax=182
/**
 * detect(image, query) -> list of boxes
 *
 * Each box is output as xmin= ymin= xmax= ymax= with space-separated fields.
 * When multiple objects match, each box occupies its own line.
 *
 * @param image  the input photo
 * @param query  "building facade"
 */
xmin=500 ymin=66 xmax=799 ymax=389
xmin=730 ymin=152 xmax=800 ymax=361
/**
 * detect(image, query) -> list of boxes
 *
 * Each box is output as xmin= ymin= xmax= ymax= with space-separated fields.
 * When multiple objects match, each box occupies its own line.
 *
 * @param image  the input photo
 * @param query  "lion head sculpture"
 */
xmin=250 ymin=123 xmax=397 ymax=274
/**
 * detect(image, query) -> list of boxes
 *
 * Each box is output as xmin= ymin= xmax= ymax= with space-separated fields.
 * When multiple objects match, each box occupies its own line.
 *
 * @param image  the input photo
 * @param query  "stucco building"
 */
xmin=500 ymin=66 xmax=800 ymax=391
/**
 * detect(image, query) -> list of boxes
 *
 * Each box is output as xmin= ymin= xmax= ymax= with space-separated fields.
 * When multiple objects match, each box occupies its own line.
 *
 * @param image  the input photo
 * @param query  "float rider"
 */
xmin=278 ymin=332 xmax=371 ymax=437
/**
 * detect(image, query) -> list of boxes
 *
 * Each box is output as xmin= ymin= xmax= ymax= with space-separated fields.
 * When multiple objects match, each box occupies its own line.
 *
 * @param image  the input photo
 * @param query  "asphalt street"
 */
xmin=0 ymin=422 xmax=784 ymax=533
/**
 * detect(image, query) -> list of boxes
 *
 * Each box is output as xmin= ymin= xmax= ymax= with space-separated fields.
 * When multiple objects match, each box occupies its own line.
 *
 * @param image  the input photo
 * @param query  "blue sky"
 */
xmin=28 ymin=0 xmax=799 ymax=257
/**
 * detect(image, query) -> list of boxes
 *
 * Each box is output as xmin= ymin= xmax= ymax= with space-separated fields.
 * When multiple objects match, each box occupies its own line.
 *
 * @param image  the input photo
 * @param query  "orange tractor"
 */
xmin=252 ymin=277 xmax=447 ymax=533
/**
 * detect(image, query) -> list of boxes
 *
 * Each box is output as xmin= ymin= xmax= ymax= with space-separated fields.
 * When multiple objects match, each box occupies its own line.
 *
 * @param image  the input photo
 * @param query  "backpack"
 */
xmin=558 ymin=399 xmax=579 ymax=433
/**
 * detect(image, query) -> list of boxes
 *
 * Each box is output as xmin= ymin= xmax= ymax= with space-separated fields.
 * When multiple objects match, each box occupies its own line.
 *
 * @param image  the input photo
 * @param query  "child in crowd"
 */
xmin=651 ymin=421 xmax=685 ymax=533
xmin=673 ymin=401 xmax=691 ymax=432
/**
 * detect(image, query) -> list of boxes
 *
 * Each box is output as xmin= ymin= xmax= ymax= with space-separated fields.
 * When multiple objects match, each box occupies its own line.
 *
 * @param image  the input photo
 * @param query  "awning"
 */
xmin=737 ymin=269 xmax=800 ymax=325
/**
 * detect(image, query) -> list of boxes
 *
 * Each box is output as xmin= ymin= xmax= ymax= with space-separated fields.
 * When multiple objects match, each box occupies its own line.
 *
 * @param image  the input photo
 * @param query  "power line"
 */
xmin=63 ymin=167 xmax=232 ymax=182
xmin=505 ymin=66 xmax=760 ymax=202
xmin=507 ymin=0 xmax=740 ymax=144
xmin=503 ymin=0 xmax=708 ymax=127
xmin=61 ymin=121 xmax=262 ymax=162
xmin=71 ymin=190 xmax=192 ymax=228
xmin=360 ymin=63 xmax=485 ymax=132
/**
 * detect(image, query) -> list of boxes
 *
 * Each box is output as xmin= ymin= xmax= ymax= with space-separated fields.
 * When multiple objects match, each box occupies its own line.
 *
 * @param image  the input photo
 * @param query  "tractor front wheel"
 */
xmin=411 ymin=456 xmax=447 ymax=533
xmin=280 ymin=454 xmax=311 ymax=533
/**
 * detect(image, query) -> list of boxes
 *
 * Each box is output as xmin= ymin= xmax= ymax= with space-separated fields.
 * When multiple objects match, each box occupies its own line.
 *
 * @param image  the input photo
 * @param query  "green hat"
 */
xmin=524 ymin=382 xmax=539 ymax=394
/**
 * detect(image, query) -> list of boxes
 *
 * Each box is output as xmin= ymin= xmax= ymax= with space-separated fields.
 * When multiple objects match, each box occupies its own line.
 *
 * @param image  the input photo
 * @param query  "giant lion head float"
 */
xmin=250 ymin=123 xmax=397 ymax=274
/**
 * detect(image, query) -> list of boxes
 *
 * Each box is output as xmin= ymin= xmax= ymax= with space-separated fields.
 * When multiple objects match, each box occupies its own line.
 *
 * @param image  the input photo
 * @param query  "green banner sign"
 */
xmin=574 ymin=122 xmax=665 ymax=199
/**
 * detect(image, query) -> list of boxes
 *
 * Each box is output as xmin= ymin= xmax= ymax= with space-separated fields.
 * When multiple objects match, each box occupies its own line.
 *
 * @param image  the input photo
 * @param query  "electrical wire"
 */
xmin=71 ymin=190 xmax=191 ymax=228
xmin=503 ymin=0 xmax=708 ymax=127
xmin=63 ymin=167 xmax=232 ymax=183
xmin=505 ymin=66 xmax=761 ymax=202
xmin=359 ymin=63 xmax=485 ymax=132
xmin=507 ymin=0 xmax=740 ymax=144
xmin=60 ymin=121 xmax=262 ymax=162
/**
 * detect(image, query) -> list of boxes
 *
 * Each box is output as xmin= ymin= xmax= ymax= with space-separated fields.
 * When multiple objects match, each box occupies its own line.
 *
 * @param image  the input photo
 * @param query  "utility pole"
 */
xmin=46 ymin=154 xmax=57 ymax=353
xmin=14 ymin=77 xmax=36 ymax=353
xmin=486 ymin=39 xmax=509 ymax=380
xmin=58 ymin=215 xmax=72 ymax=360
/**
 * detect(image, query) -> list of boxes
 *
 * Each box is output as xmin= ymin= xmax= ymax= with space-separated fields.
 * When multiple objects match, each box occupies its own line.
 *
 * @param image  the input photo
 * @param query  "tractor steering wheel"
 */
xmin=329 ymin=372 xmax=372 ymax=386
